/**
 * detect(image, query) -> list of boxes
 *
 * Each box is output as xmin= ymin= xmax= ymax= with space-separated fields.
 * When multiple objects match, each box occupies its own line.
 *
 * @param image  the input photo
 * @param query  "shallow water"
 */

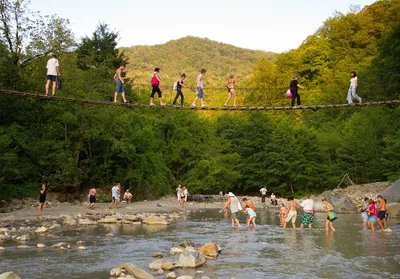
xmin=0 ymin=209 xmax=399 ymax=279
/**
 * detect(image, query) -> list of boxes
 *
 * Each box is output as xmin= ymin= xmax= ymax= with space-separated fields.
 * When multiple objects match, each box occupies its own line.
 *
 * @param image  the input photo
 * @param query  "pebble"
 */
xmin=0 ymin=247 xmax=5 ymax=250
xmin=37 ymin=243 xmax=46 ymax=248
xmin=17 ymin=245 xmax=29 ymax=249
xmin=77 ymin=246 xmax=87 ymax=250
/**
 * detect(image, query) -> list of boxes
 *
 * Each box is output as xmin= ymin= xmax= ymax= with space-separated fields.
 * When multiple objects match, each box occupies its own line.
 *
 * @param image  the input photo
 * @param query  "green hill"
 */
xmin=121 ymin=36 xmax=276 ymax=87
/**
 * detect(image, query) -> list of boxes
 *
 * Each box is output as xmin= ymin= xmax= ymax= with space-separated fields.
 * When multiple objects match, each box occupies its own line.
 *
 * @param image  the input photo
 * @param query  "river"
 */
xmin=0 ymin=209 xmax=399 ymax=279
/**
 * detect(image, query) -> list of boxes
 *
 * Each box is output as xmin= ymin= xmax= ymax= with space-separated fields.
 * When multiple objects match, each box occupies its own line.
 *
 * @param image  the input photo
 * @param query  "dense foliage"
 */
xmin=0 ymin=0 xmax=399 ymax=200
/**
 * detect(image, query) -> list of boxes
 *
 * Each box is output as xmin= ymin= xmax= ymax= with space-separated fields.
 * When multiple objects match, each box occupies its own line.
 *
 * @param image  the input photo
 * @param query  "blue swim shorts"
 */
xmin=197 ymin=87 xmax=204 ymax=98
xmin=116 ymin=82 xmax=125 ymax=93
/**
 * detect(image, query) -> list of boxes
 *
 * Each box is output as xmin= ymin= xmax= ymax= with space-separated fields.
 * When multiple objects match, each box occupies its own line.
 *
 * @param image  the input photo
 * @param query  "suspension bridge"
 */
xmin=1 ymin=89 xmax=400 ymax=111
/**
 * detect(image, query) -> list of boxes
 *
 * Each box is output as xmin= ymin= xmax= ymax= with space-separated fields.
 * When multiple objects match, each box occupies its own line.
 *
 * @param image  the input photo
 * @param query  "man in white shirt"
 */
xmin=260 ymin=186 xmax=268 ymax=203
xmin=109 ymin=183 xmax=120 ymax=209
xmin=45 ymin=54 xmax=61 ymax=97
xmin=299 ymin=196 xmax=315 ymax=229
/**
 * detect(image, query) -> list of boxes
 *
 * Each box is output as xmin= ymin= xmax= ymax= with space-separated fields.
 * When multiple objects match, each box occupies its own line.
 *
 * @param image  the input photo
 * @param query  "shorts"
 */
xmin=197 ymin=87 xmax=204 ymax=98
xmin=47 ymin=75 xmax=57 ymax=82
xmin=369 ymin=216 xmax=377 ymax=223
xmin=231 ymin=212 xmax=238 ymax=219
xmin=378 ymin=211 xmax=387 ymax=220
xmin=89 ymin=195 xmax=96 ymax=203
xmin=112 ymin=196 xmax=117 ymax=201
xmin=301 ymin=212 xmax=315 ymax=225
xmin=39 ymin=196 xmax=46 ymax=203
xmin=151 ymin=84 xmax=162 ymax=98
xmin=361 ymin=212 xmax=368 ymax=223
xmin=116 ymin=82 xmax=125 ymax=93
xmin=285 ymin=211 xmax=297 ymax=223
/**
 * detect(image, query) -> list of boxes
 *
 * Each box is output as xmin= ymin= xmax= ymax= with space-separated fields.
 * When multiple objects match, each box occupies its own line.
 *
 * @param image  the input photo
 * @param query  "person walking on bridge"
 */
xmin=290 ymin=75 xmax=304 ymax=107
xmin=347 ymin=71 xmax=362 ymax=105
xmin=114 ymin=64 xmax=129 ymax=104
xmin=45 ymin=54 xmax=61 ymax=97
xmin=224 ymin=74 xmax=239 ymax=107
xmin=192 ymin=69 xmax=207 ymax=108
xmin=150 ymin=68 xmax=165 ymax=106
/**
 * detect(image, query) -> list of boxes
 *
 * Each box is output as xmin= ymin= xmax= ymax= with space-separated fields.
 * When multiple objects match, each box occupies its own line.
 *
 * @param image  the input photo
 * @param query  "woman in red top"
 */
xmin=366 ymin=199 xmax=378 ymax=232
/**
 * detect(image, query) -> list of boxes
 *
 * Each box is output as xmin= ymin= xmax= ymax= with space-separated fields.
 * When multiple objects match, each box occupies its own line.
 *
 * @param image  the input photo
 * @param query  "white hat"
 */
xmin=228 ymin=192 xmax=235 ymax=197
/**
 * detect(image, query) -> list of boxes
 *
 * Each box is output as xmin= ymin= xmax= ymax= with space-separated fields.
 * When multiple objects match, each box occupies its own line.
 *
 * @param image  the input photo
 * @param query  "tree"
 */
xmin=0 ymin=0 xmax=75 ymax=67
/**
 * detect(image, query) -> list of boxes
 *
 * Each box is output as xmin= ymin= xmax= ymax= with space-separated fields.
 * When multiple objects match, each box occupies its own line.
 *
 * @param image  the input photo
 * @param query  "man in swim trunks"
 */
xmin=224 ymin=74 xmax=239 ymax=107
xmin=114 ymin=64 xmax=129 ymax=103
xmin=376 ymin=195 xmax=387 ymax=230
xmin=283 ymin=196 xmax=301 ymax=230
xmin=299 ymin=196 xmax=315 ymax=229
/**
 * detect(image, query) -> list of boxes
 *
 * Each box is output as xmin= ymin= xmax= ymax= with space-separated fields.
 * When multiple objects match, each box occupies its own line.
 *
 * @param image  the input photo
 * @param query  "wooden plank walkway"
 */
xmin=1 ymin=89 xmax=400 ymax=111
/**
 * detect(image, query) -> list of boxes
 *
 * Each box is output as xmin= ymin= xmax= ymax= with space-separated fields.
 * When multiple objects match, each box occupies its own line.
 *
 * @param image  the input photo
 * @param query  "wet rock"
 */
xmin=143 ymin=216 xmax=169 ymax=225
xmin=151 ymin=252 xmax=163 ymax=258
xmin=178 ymin=247 xmax=206 ymax=268
xmin=63 ymin=218 xmax=77 ymax=226
xmin=110 ymin=268 xmax=122 ymax=277
xmin=77 ymin=246 xmax=87 ymax=250
xmin=314 ymin=190 xmax=357 ymax=212
xmin=60 ymin=247 xmax=66 ymax=250
xmin=157 ymin=268 xmax=164 ymax=275
xmin=106 ymin=233 xmax=115 ymax=237
xmin=0 ymin=247 xmax=5 ymax=250
xmin=16 ymin=245 xmax=29 ymax=249
xmin=196 ymin=271 xmax=205 ymax=275
xmin=76 ymin=241 xmax=84 ymax=244
xmin=36 ymin=243 xmax=46 ymax=248
xmin=166 ymin=272 xmax=177 ymax=279
xmin=149 ymin=259 xmax=173 ymax=271
xmin=161 ymin=262 xmax=175 ymax=271
xmin=51 ymin=242 xmax=68 ymax=248
xmin=124 ymin=215 xmax=140 ymax=222
xmin=177 ymin=276 xmax=193 ymax=279
xmin=78 ymin=219 xmax=97 ymax=225
xmin=179 ymin=241 xmax=194 ymax=248
xmin=117 ymin=263 xmax=155 ymax=279
xmin=97 ymin=217 xmax=118 ymax=223
xmin=0 ymin=272 xmax=21 ymax=279
xmin=16 ymin=235 xmax=30 ymax=242
xmin=170 ymin=247 xmax=185 ymax=255
xmin=394 ymin=254 xmax=400 ymax=265
xmin=388 ymin=203 xmax=400 ymax=218
xmin=199 ymin=243 xmax=219 ymax=259
xmin=35 ymin=226 xmax=47 ymax=233
xmin=200 ymin=276 xmax=210 ymax=279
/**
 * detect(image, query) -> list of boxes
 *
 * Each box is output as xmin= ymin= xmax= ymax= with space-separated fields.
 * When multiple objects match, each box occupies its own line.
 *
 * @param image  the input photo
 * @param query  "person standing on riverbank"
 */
xmin=260 ymin=186 xmax=268 ymax=203
xmin=192 ymin=69 xmax=207 ymax=108
xmin=38 ymin=184 xmax=46 ymax=214
xmin=176 ymin=185 xmax=182 ymax=205
xmin=299 ymin=196 xmax=315 ymax=229
xmin=123 ymin=189 xmax=132 ymax=203
xmin=87 ymin=187 xmax=96 ymax=209
xmin=109 ymin=183 xmax=120 ymax=209
xmin=360 ymin=197 xmax=369 ymax=226
xmin=180 ymin=186 xmax=188 ymax=207
xmin=322 ymin=198 xmax=336 ymax=231
xmin=376 ymin=195 xmax=387 ymax=230
xmin=45 ymin=54 xmax=61 ymax=97
xmin=114 ymin=64 xmax=129 ymax=103
xmin=150 ymin=68 xmax=165 ymax=106
xmin=283 ymin=196 xmax=301 ymax=230
xmin=222 ymin=192 xmax=242 ymax=228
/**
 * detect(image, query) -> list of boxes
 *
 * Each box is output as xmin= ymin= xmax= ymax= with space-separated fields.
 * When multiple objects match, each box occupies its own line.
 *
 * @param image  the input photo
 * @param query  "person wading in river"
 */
xmin=87 ymin=187 xmax=96 ymax=209
xmin=109 ymin=183 xmax=120 ymax=209
xmin=299 ymin=196 xmax=315 ymax=229
xmin=222 ymin=192 xmax=242 ymax=228
xmin=360 ymin=197 xmax=369 ymax=226
xmin=322 ymin=198 xmax=337 ymax=231
xmin=283 ymin=197 xmax=301 ymax=230
xmin=243 ymin=198 xmax=256 ymax=226
xmin=376 ymin=195 xmax=388 ymax=230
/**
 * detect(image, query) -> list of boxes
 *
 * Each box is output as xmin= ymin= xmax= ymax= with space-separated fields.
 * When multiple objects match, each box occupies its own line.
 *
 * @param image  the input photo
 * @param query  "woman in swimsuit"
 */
xmin=224 ymin=74 xmax=238 ymax=107
xmin=322 ymin=198 xmax=336 ymax=231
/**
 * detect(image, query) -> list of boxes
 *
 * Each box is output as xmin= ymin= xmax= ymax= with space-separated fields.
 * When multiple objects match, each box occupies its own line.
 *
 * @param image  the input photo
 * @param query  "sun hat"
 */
xmin=228 ymin=192 xmax=235 ymax=197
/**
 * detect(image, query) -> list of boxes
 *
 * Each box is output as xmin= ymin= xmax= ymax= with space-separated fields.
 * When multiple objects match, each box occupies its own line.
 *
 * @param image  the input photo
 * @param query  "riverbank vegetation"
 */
xmin=0 ymin=0 xmax=399 ymax=199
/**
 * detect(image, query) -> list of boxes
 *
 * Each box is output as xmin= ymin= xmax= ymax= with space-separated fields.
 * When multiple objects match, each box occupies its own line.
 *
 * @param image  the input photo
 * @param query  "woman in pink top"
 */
xmin=150 ymin=68 xmax=165 ymax=106
xmin=366 ymin=199 xmax=378 ymax=232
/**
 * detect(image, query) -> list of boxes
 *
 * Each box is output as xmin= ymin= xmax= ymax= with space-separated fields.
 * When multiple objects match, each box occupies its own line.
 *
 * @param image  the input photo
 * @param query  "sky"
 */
xmin=29 ymin=0 xmax=376 ymax=53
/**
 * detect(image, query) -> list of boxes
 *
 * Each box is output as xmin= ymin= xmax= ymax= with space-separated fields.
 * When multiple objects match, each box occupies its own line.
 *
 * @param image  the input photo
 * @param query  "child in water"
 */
xmin=279 ymin=204 xmax=287 ymax=221
xmin=243 ymin=205 xmax=257 ymax=228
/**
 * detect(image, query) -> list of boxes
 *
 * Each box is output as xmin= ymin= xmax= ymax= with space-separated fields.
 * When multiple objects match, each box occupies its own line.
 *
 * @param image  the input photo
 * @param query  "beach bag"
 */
xmin=237 ymin=200 xmax=242 ymax=211
xmin=285 ymin=89 xmax=292 ymax=99
xmin=328 ymin=211 xmax=337 ymax=220
xmin=56 ymin=76 xmax=62 ymax=90
xmin=173 ymin=81 xmax=178 ymax=91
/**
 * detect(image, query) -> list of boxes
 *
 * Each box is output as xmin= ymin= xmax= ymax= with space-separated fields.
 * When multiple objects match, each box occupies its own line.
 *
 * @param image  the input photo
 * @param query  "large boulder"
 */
xmin=124 ymin=215 xmax=140 ymax=222
xmin=388 ymin=203 xmax=400 ymax=218
xmin=78 ymin=219 xmax=97 ymax=225
xmin=381 ymin=180 xmax=400 ymax=203
xmin=118 ymin=263 xmax=154 ymax=279
xmin=97 ymin=217 xmax=118 ymax=223
xmin=178 ymin=247 xmax=206 ymax=268
xmin=143 ymin=216 xmax=169 ymax=225
xmin=199 ymin=243 xmax=219 ymax=259
xmin=314 ymin=189 xmax=357 ymax=212
xmin=0 ymin=272 xmax=21 ymax=279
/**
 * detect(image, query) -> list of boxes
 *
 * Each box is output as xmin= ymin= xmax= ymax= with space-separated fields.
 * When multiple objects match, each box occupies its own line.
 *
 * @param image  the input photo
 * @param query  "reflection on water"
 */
xmin=0 ymin=209 xmax=399 ymax=279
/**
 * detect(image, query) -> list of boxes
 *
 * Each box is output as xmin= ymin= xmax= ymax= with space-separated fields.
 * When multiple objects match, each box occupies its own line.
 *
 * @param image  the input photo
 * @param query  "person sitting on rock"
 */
xmin=124 ymin=190 xmax=133 ymax=203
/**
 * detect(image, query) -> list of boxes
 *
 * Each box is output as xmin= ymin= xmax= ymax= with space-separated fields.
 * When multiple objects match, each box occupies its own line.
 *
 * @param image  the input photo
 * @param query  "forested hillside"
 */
xmin=0 ymin=0 xmax=399 ymax=200
xmin=121 ymin=36 xmax=276 ymax=86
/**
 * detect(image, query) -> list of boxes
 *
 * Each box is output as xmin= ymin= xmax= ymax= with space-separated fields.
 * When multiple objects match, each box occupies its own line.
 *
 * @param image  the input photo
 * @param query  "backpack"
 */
xmin=173 ymin=81 xmax=178 ymax=91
